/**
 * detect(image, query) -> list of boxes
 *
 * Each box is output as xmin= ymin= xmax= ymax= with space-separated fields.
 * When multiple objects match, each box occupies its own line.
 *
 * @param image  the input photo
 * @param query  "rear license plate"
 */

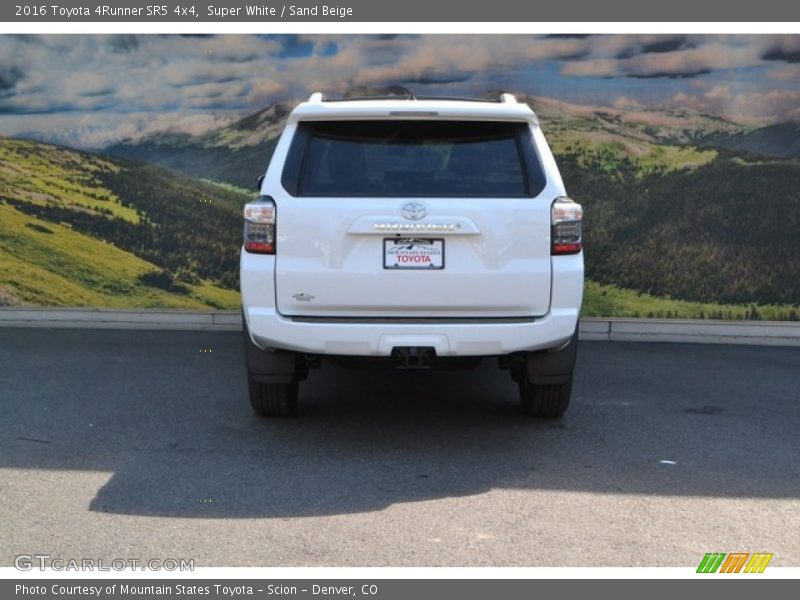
xmin=383 ymin=238 xmax=445 ymax=270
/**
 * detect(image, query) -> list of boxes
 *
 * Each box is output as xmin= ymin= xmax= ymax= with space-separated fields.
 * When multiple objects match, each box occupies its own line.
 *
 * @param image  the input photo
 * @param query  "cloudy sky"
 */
xmin=1 ymin=34 xmax=799 ymax=147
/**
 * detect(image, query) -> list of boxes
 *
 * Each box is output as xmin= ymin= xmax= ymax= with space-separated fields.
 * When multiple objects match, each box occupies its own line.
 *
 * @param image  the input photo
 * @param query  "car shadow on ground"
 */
xmin=1 ymin=329 xmax=799 ymax=518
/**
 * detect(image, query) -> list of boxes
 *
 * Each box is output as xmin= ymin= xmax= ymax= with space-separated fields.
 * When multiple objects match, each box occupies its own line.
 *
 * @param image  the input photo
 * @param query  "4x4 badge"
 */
xmin=400 ymin=202 xmax=427 ymax=221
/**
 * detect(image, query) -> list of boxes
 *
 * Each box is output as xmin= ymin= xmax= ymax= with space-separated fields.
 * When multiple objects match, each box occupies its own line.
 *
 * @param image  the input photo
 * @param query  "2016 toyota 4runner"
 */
xmin=240 ymin=92 xmax=583 ymax=418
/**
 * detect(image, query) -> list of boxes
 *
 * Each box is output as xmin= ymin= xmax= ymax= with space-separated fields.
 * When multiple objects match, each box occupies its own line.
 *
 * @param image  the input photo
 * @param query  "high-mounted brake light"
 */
xmin=551 ymin=196 xmax=583 ymax=255
xmin=243 ymin=195 xmax=276 ymax=254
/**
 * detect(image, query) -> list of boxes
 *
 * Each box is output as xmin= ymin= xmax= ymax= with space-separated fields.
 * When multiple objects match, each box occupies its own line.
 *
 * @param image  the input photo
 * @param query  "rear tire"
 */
xmin=248 ymin=375 xmax=298 ymax=417
xmin=519 ymin=376 xmax=572 ymax=418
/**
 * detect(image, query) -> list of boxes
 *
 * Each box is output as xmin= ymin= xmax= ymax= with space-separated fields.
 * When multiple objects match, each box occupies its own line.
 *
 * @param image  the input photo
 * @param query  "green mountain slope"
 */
xmin=582 ymin=281 xmax=798 ymax=321
xmin=0 ymin=138 xmax=242 ymax=308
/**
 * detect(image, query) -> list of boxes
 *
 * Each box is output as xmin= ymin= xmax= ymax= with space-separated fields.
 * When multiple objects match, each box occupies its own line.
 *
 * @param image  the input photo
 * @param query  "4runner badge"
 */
xmin=400 ymin=202 xmax=427 ymax=221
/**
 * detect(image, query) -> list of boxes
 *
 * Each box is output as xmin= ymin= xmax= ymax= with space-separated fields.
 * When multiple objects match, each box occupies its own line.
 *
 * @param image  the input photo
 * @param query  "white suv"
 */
xmin=240 ymin=92 xmax=583 ymax=418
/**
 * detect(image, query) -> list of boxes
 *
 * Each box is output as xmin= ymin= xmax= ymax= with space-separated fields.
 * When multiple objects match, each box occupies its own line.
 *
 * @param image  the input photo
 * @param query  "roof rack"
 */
xmin=308 ymin=91 xmax=518 ymax=104
xmin=413 ymin=95 xmax=497 ymax=103
xmin=314 ymin=86 xmax=415 ymax=102
xmin=323 ymin=94 xmax=413 ymax=102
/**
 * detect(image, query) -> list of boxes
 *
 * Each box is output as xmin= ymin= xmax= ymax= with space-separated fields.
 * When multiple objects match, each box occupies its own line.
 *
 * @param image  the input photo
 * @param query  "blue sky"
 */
xmin=0 ymin=34 xmax=798 ymax=147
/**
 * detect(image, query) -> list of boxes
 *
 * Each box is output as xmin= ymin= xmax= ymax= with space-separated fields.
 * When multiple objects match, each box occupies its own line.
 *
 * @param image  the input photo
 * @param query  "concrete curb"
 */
xmin=0 ymin=308 xmax=242 ymax=331
xmin=579 ymin=318 xmax=800 ymax=346
xmin=0 ymin=308 xmax=798 ymax=346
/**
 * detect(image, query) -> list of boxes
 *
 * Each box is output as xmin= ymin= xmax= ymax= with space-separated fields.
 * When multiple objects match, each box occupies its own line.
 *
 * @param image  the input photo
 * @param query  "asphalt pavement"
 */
xmin=1 ymin=328 xmax=798 ymax=567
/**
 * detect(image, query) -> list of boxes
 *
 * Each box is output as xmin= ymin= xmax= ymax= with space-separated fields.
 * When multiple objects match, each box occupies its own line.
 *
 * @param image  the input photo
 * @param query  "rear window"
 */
xmin=281 ymin=120 xmax=546 ymax=198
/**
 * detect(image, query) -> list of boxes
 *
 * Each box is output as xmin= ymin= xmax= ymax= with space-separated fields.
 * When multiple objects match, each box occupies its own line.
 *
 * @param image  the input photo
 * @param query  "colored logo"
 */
xmin=697 ymin=552 xmax=773 ymax=573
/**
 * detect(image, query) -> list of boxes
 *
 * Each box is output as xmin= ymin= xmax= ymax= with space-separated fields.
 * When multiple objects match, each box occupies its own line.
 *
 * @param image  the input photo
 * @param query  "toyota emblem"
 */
xmin=400 ymin=202 xmax=427 ymax=221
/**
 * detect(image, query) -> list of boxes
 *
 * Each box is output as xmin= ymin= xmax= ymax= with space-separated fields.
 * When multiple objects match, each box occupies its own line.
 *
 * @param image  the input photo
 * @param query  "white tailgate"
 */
xmin=274 ymin=196 xmax=552 ymax=317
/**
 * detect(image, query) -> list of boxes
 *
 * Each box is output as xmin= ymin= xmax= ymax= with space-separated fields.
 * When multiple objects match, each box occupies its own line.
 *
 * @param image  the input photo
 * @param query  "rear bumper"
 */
xmin=245 ymin=307 xmax=580 ymax=357
xmin=241 ymin=249 xmax=583 ymax=357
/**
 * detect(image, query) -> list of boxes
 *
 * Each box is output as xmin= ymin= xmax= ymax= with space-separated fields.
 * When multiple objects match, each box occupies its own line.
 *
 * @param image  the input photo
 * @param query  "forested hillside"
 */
xmin=699 ymin=123 xmax=800 ymax=159
xmin=559 ymin=149 xmax=800 ymax=306
xmin=0 ymin=138 xmax=243 ymax=308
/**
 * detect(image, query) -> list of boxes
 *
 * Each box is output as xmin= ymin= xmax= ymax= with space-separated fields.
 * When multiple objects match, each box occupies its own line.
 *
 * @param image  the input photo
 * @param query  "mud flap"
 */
xmin=242 ymin=314 xmax=303 ymax=384
xmin=525 ymin=326 xmax=579 ymax=385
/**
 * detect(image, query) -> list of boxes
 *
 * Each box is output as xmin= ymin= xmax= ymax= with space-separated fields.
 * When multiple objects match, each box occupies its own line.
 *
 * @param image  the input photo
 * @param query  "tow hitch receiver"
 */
xmin=391 ymin=346 xmax=436 ymax=369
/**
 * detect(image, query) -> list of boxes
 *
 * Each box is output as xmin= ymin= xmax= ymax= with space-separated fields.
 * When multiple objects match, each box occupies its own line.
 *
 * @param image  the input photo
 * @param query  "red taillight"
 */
xmin=551 ymin=196 xmax=583 ymax=255
xmin=243 ymin=196 xmax=276 ymax=254
xmin=244 ymin=241 xmax=274 ymax=253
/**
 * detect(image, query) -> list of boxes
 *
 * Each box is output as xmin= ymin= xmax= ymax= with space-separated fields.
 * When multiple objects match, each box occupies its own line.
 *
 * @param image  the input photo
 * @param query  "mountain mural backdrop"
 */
xmin=2 ymin=34 xmax=798 ymax=317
